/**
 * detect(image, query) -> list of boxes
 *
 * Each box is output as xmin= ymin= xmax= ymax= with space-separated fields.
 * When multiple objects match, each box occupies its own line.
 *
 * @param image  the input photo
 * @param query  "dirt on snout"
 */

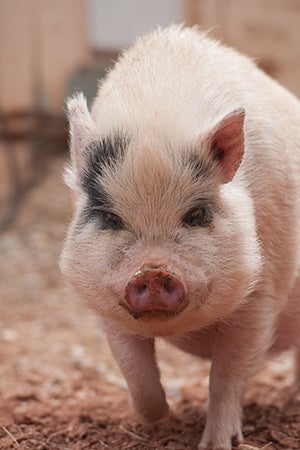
xmin=0 ymin=153 xmax=299 ymax=450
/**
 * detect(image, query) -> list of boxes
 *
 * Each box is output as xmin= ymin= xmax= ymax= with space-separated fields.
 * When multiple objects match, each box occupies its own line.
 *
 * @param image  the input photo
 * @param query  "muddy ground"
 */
xmin=0 ymin=152 xmax=299 ymax=450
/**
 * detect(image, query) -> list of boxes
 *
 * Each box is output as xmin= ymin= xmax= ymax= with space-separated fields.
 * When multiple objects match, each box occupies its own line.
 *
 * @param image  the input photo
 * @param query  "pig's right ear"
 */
xmin=207 ymin=108 xmax=245 ymax=183
xmin=65 ymin=93 xmax=97 ymax=203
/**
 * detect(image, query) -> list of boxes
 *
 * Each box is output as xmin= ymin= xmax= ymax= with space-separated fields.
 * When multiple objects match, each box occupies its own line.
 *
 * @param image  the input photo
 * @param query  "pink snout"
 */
xmin=124 ymin=269 xmax=186 ymax=312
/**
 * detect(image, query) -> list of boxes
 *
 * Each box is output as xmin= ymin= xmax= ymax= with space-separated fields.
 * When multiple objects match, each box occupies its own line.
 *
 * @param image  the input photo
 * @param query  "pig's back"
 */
xmin=91 ymin=25 xmax=300 ymax=151
xmin=92 ymin=25 xmax=255 ymax=137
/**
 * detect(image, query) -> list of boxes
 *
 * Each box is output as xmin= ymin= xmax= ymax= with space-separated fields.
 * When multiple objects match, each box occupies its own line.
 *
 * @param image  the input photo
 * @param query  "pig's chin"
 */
xmin=118 ymin=298 xmax=188 ymax=322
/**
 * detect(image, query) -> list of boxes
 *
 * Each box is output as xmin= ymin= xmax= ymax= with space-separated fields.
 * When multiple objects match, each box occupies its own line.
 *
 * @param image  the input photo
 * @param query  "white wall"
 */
xmin=86 ymin=0 xmax=182 ymax=49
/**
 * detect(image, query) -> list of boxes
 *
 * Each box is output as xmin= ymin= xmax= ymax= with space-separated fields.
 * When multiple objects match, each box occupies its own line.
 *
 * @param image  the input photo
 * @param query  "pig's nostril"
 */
xmin=163 ymin=283 xmax=174 ymax=293
xmin=137 ymin=284 xmax=147 ymax=293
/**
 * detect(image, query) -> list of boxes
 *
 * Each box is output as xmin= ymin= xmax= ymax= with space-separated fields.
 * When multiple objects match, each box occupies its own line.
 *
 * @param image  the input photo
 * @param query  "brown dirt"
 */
xmin=0 ymin=153 xmax=299 ymax=450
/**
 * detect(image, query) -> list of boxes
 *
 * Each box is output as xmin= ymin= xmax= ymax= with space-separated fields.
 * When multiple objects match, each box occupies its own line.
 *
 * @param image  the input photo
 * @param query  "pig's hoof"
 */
xmin=131 ymin=399 xmax=169 ymax=424
xmin=138 ymin=409 xmax=169 ymax=424
xmin=198 ymin=430 xmax=243 ymax=450
xmin=198 ymin=408 xmax=243 ymax=450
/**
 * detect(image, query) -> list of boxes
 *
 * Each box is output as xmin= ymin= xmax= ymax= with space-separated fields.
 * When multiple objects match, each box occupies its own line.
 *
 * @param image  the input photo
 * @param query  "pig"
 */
xmin=60 ymin=25 xmax=300 ymax=450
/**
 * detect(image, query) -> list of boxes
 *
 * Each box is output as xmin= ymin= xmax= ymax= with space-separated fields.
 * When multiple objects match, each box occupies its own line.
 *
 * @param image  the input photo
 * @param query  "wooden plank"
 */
xmin=182 ymin=0 xmax=300 ymax=97
xmin=38 ymin=0 xmax=90 ymax=111
xmin=0 ymin=0 xmax=90 ymax=113
xmin=0 ymin=0 xmax=35 ymax=112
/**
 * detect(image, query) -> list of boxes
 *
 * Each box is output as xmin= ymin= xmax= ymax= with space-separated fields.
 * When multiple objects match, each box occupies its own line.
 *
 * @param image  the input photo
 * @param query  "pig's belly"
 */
xmin=271 ymin=274 xmax=300 ymax=352
xmin=271 ymin=308 xmax=300 ymax=352
xmin=166 ymin=297 xmax=300 ymax=357
xmin=165 ymin=326 xmax=217 ymax=359
xmin=166 ymin=270 xmax=300 ymax=357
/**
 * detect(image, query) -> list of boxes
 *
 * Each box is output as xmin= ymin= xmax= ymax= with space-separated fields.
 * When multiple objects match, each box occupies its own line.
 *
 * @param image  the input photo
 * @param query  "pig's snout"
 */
xmin=124 ymin=269 xmax=186 ymax=313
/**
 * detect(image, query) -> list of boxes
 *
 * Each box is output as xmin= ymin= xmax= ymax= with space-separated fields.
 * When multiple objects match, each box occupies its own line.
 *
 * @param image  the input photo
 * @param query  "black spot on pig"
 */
xmin=98 ymin=211 xmax=125 ymax=230
xmin=83 ymin=133 xmax=129 ymax=177
xmin=187 ymin=153 xmax=211 ymax=181
xmin=77 ymin=133 xmax=129 ymax=228
xmin=80 ymin=132 xmax=129 ymax=207
xmin=211 ymin=143 xmax=225 ymax=162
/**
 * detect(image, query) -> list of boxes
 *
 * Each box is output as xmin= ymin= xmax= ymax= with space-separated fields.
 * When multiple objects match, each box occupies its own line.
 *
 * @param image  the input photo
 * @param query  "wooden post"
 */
xmin=0 ymin=0 xmax=90 ymax=113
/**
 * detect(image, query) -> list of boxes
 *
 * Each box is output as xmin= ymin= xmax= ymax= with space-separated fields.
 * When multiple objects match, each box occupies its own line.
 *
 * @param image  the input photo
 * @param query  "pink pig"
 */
xmin=60 ymin=25 xmax=300 ymax=449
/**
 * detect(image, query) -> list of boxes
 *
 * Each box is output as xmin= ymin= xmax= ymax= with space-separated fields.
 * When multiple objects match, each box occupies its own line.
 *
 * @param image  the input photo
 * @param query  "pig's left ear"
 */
xmin=64 ymin=93 xmax=99 ymax=207
xmin=65 ymin=93 xmax=98 ymax=204
xmin=67 ymin=93 xmax=98 ymax=175
xmin=208 ymin=108 xmax=245 ymax=183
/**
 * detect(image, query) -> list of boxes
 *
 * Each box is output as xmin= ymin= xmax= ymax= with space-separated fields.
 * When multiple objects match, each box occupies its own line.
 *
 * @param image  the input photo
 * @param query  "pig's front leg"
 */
xmin=199 ymin=304 xmax=274 ymax=450
xmin=105 ymin=325 xmax=169 ymax=422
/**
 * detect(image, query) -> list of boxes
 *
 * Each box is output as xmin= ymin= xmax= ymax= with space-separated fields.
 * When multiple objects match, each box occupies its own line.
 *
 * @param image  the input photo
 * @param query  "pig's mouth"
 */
xmin=118 ymin=299 xmax=188 ymax=321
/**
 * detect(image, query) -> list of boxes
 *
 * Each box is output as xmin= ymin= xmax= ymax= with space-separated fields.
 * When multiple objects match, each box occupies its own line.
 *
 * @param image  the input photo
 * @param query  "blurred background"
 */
xmin=0 ymin=2 xmax=300 ymax=449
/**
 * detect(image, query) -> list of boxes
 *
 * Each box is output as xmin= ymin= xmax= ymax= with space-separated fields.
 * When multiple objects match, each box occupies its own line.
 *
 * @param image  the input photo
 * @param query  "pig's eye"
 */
xmin=182 ymin=207 xmax=212 ymax=227
xmin=100 ymin=211 xmax=124 ymax=230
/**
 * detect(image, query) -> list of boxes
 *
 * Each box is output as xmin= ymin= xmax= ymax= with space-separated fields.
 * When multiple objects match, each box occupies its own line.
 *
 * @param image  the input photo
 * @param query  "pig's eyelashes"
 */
xmin=98 ymin=211 xmax=125 ymax=231
xmin=182 ymin=207 xmax=213 ymax=227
